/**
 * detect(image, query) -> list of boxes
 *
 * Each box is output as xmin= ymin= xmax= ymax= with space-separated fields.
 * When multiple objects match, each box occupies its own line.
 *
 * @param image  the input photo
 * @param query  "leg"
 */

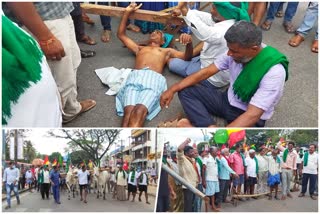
xmin=84 ymin=186 xmax=88 ymax=202
xmin=80 ymin=185 xmax=83 ymax=200
xmin=128 ymin=104 xmax=148 ymax=127
xmin=167 ymin=56 xmax=201 ymax=77
xmin=6 ymin=184 xmax=12 ymax=208
xmin=41 ymin=183 xmax=45 ymax=199
xmin=13 ymin=184 xmax=20 ymax=204
xmin=261 ymin=2 xmax=281 ymax=30
xmin=251 ymin=2 xmax=267 ymax=26
xmin=286 ymin=170 xmax=293 ymax=197
xmin=296 ymin=2 xmax=319 ymax=38
xmin=122 ymin=105 xmax=135 ymax=127
xmin=309 ymin=174 xmax=316 ymax=196
xmin=283 ymin=2 xmax=299 ymax=33
xmin=98 ymin=2 xmax=112 ymax=42
xmin=281 ymin=170 xmax=288 ymax=199
xmin=45 ymin=184 xmax=50 ymax=199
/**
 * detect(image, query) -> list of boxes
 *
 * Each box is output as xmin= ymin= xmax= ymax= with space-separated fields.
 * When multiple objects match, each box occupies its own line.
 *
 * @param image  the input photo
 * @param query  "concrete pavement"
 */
xmin=65 ymin=2 xmax=317 ymax=128
xmin=2 ymin=187 xmax=156 ymax=212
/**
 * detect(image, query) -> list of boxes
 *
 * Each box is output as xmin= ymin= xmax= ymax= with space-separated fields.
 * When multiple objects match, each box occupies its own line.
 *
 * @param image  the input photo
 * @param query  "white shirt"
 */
xmin=43 ymin=170 xmax=50 ymax=183
xmin=77 ymin=170 xmax=90 ymax=185
xmin=203 ymin=155 xmax=218 ymax=181
xmin=256 ymin=154 xmax=268 ymax=172
xmin=183 ymin=9 xmax=235 ymax=87
xmin=35 ymin=168 xmax=39 ymax=179
xmin=245 ymin=157 xmax=257 ymax=177
xmin=25 ymin=170 xmax=33 ymax=180
xmin=3 ymin=167 xmax=19 ymax=185
xmin=138 ymin=172 xmax=148 ymax=186
xmin=302 ymin=152 xmax=318 ymax=174
xmin=264 ymin=155 xmax=282 ymax=175
xmin=128 ymin=171 xmax=139 ymax=185
xmin=196 ymin=157 xmax=202 ymax=184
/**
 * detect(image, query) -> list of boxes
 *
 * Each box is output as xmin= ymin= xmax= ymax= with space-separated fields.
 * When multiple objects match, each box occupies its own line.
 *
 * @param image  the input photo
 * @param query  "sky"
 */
xmin=158 ymin=128 xmax=217 ymax=147
xmin=22 ymin=129 xmax=132 ymax=156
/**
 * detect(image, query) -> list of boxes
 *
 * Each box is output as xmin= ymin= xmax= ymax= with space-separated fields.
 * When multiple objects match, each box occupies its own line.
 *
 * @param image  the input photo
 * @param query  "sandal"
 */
xmin=261 ymin=20 xmax=272 ymax=31
xmin=81 ymin=50 xmax=96 ymax=58
xmin=311 ymin=40 xmax=318 ymax=53
xmin=288 ymin=34 xmax=304 ymax=47
xmin=276 ymin=11 xmax=284 ymax=18
xmin=63 ymin=99 xmax=96 ymax=124
xmin=283 ymin=22 xmax=295 ymax=33
xmin=78 ymin=35 xmax=97 ymax=45
xmin=126 ymin=24 xmax=141 ymax=33
xmin=101 ymin=30 xmax=111 ymax=43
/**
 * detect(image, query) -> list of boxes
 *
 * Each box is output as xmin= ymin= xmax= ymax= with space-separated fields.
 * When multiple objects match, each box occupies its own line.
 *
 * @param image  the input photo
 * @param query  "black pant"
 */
xmin=41 ymin=183 xmax=50 ymax=199
xmin=218 ymin=179 xmax=230 ymax=203
xmin=183 ymin=189 xmax=194 ymax=212
xmin=71 ymin=3 xmax=85 ymax=41
xmin=301 ymin=173 xmax=317 ymax=195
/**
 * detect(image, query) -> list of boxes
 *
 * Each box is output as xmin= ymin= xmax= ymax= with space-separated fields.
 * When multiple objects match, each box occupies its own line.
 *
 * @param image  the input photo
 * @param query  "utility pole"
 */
xmin=155 ymin=130 xmax=158 ymax=174
xmin=14 ymin=130 xmax=18 ymax=163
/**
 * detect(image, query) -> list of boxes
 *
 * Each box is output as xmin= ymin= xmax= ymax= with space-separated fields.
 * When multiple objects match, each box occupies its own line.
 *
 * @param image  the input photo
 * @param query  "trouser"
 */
xmin=6 ymin=183 xmax=20 ymax=207
xmin=98 ymin=2 xmax=112 ymax=30
xmin=301 ymin=173 xmax=317 ymax=195
xmin=52 ymin=185 xmax=60 ymax=203
xmin=178 ymin=84 xmax=266 ymax=127
xmin=183 ymin=189 xmax=194 ymax=212
xmin=266 ymin=2 xmax=299 ymax=23
xmin=41 ymin=183 xmax=50 ymax=199
xmin=281 ymin=169 xmax=293 ymax=196
xmin=257 ymin=171 xmax=269 ymax=194
xmin=218 ymin=179 xmax=230 ymax=203
xmin=44 ymin=15 xmax=82 ymax=120
xmin=193 ymin=183 xmax=203 ymax=212
xmin=71 ymin=10 xmax=85 ymax=40
xmin=156 ymin=196 xmax=170 ymax=212
xmin=19 ymin=177 xmax=25 ymax=190
xmin=296 ymin=2 xmax=318 ymax=40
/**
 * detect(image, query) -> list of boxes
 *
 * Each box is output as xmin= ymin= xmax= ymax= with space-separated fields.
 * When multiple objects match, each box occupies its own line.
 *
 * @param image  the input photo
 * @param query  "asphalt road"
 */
xmin=65 ymin=2 xmax=318 ymax=128
xmin=2 ymin=188 xmax=155 ymax=212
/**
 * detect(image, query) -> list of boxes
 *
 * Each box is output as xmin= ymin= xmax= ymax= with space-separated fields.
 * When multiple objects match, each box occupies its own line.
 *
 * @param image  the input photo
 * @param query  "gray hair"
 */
xmin=209 ymin=146 xmax=218 ymax=153
xmin=224 ymin=20 xmax=262 ymax=48
xmin=221 ymin=148 xmax=229 ymax=155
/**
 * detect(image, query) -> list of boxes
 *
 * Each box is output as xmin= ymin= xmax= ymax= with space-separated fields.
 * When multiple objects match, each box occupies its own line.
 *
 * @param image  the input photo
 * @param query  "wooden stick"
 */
xmin=81 ymin=4 xmax=185 ymax=26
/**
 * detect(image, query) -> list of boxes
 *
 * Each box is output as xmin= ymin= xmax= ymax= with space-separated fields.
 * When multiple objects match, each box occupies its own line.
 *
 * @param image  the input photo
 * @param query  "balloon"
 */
xmin=227 ymin=129 xmax=243 ymax=136
xmin=214 ymin=129 xmax=229 ymax=144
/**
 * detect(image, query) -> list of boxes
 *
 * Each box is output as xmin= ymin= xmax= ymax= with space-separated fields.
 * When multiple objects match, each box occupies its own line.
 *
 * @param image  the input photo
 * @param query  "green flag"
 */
xmin=66 ymin=153 xmax=70 ymax=173
xmin=58 ymin=154 xmax=63 ymax=167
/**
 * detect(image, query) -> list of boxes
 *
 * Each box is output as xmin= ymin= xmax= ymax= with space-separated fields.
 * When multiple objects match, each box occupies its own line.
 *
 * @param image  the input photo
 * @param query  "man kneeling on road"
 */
xmin=116 ymin=3 xmax=194 ymax=127
xmin=161 ymin=20 xmax=289 ymax=127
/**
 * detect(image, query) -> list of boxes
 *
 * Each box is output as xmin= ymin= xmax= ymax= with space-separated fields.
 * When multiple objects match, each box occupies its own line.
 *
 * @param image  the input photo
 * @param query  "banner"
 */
xmin=17 ymin=136 xmax=24 ymax=159
xmin=9 ymin=137 xmax=14 ymax=160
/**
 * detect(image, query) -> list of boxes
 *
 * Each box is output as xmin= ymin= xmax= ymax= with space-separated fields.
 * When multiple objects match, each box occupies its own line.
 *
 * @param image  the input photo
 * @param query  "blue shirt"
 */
xmin=49 ymin=170 xmax=60 ymax=186
xmin=218 ymin=156 xmax=236 ymax=180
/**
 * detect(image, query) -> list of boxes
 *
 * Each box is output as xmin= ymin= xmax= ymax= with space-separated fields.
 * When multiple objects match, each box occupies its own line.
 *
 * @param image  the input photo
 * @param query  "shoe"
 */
xmin=5 ymin=206 xmax=11 ymax=210
xmin=310 ymin=195 xmax=317 ymax=200
xmin=287 ymin=193 xmax=293 ymax=198
xmin=62 ymin=99 xmax=96 ymax=123
xmin=138 ymin=197 xmax=141 ymax=202
xmin=56 ymin=201 xmax=61 ymax=204
xmin=298 ymin=193 xmax=305 ymax=197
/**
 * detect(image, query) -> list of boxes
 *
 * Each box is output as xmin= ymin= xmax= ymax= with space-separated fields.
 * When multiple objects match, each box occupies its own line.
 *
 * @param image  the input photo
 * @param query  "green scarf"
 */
xmin=38 ymin=170 xmax=44 ymax=184
xmin=2 ymin=15 xmax=43 ymax=125
xmin=253 ymin=156 xmax=259 ymax=175
xmin=162 ymin=156 xmax=167 ymax=164
xmin=130 ymin=171 xmax=136 ymax=182
xmin=116 ymin=170 xmax=125 ymax=180
xmin=195 ymin=157 xmax=203 ymax=173
xmin=139 ymin=173 xmax=148 ymax=185
xmin=283 ymin=149 xmax=289 ymax=162
xmin=233 ymin=46 xmax=289 ymax=103
xmin=240 ymin=153 xmax=246 ymax=167
xmin=213 ymin=2 xmax=250 ymax=21
xmin=303 ymin=152 xmax=309 ymax=167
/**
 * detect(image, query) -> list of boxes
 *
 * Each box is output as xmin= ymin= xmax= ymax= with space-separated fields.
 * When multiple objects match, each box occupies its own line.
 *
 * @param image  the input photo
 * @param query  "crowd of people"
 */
xmin=157 ymin=139 xmax=318 ymax=212
xmin=2 ymin=161 xmax=156 ymax=210
xmin=2 ymin=2 xmax=318 ymax=127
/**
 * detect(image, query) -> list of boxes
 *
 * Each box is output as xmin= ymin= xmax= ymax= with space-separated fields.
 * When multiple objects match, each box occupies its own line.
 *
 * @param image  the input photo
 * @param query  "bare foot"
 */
xmin=311 ymin=40 xmax=318 ymax=53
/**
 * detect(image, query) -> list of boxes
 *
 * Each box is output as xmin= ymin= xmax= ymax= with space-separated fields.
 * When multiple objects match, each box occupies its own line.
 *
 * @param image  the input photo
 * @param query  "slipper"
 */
xmin=126 ymin=24 xmax=141 ymax=33
xmin=261 ymin=20 xmax=272 ymax=31
xmin=78 ymin=35 xmax=97 ymax=45
xmin=81 ymin=50 xmax=96 ymax=58
xmin=101 ymin=30 xmax=111 ymax=43
xmin=63 ymin=99 xmax=96 ymax=124
xmin=288 ymin=34 xmax=304 ymax=47
xmin=311 ymin=40 xmax=318 ymax=53
xmin=276 ymin=11 xmax=284 ymax=18
xmin=283 ymin=22 xmax=295 ymax=33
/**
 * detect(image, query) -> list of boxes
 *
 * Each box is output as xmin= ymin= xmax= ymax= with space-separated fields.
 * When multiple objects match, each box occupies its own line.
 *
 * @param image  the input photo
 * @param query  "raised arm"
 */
xmin=117 ymin=3 xmax=142 ymax=55
xmin=177 ymin=138 xmax=191 ymax=152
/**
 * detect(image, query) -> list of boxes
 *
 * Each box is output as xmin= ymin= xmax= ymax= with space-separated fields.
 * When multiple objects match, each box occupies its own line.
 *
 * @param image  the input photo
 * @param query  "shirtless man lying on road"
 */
xmin=116 ymin=3 xmax=193 ymax=127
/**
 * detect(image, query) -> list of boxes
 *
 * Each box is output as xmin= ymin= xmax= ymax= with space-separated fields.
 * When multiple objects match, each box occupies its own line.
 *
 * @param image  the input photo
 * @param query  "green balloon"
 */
xmin=214 ymin=129 xmax=229 ymax=144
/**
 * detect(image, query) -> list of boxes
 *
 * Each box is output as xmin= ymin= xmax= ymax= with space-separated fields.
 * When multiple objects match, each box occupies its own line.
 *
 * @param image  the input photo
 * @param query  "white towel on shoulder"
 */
xmin=95 ymin=66 xmax=132 ymax=95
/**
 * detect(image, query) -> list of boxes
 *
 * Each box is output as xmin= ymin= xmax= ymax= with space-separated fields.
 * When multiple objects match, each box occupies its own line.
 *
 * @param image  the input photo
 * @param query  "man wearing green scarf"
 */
xmin=245 ymin=149 xmax=259 ymax=198
xmin=127 ymin=166 xmax=138 ymax=202
xmin=298 ymin=144 xmax=318 ymax=200
xmin=161 ymin=20 xmax=288 ymax=128
xmin=277 ymin=140 xmax=297 ymax=200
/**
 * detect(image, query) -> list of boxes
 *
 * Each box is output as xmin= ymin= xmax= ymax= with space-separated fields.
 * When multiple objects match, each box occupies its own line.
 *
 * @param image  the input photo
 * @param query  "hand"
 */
xmin=202 ymin=180 xmax=206 ymax=189
xmin=39 ymin=37 xmax=65 ymax=61
xmin=125 ymin=3 xmax=142 ymax=13
xmin=160 ymin=89 xmax=175 ymax=109
xmin=171 ymin=8 xmax=182 ymax=17
xmin=233 ymin=174 xmax=239 ymax=179
xmin=179 ymin=33 xmax=192 ymax=45
xmin=299 ymin=170 xmax=302 ymax=176
xmin=13 ymin=181 xmax=17 ymax=186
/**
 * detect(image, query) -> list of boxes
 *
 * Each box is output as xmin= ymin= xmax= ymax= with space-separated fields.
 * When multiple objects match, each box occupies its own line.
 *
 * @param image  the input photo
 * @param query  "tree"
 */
xmin=23 ymin=140 xmax=36 ymax=163
xmin=288 ymin=130 xmax=318 ymax=146
xmin=49 ymin=129 xmax=121 ymax=166
xmin=49 ymin=152 xmax=62 ymax=163
xmin=69 ymin=150 xmax=91 ymax=166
